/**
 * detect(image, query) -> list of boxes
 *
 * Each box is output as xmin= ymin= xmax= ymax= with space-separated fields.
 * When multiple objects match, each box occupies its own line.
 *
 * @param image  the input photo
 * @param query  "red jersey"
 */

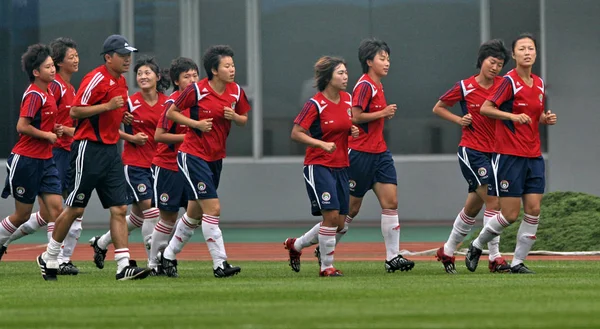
xmin=72 ymin=65 xmax=129 ymax=145
xmin=12 ymin=84 xmax=58 ymax=159
xmin=152 ymin=92 xmax=189 ymax=171
xmin=439 ymin=75 xmax=503 ymax=153
xmin=121 ymin=92 xmax=168 ymax=168
xmin=348 ymin=74 xmax=388 ymax=153
xmin=488 ymin=69 xmax=545 ymax=158
xmin=294 ymin=91 xmax=353 ymax=168
xmin=174 ymin=78 xmax=251 ymax=161
xmin=48 ymin=74 xmax=76 ymax=151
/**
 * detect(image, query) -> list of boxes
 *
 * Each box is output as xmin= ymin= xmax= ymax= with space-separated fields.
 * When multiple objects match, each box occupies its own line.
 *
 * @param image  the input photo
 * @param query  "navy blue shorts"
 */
xmin=177 ymin=152 xmax=222 ymax=200
xmin=348 ymin=149 xmax=397 ymax=198
xmin=2 ymin=153 xmax=62 ymax=204
xmin=124 ymin=165 xmax=154 ymax=203
xmin=490 ymin=154 xmax=545 ymax=197
xmin=457 ymin=146 xmax=495 ymax=194
xmin=52 ymin=147 xmax=71 ymax=193
xmin=64 ymin=140 xmax=131 ymax=209
xmin=152 ymin=165 xmax=188 ymax=212
xmin=303 ymin=165 xmax=349 ymax=217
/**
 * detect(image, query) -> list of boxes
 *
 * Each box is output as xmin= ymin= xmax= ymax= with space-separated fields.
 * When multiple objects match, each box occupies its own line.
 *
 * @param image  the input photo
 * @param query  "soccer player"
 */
xmin=284 ymin=56 xmax=358 ymax=276
xmin=465 ymin=33 xmax=557 ymax=274
xmin=163 ymin=45 xmax=250 ymax=278
xmin=0 ymin=44 xmax=64 ymax=265
xmin=90 ymin=56 xmax=168 ymax=265
xmin=36 ymin=35 xmax=151 ymax=281
xmin=148 ymin=57 xmax=199 ymax=275
xmin=432 ymin=39 xmax=511 ymax=274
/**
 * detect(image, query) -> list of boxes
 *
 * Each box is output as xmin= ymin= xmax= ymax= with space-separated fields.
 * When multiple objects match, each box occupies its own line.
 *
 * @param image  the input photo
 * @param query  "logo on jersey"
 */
xmin=539 ymin=94 xmax=543 ymax=102
xmin=321 ymin=192 xmax=331 ymax=202
xmin=478 ymin=167 xmax=487 ymax=177
xmin=137 ymin=184 xmax=147 ymax=193
xmin=76 ymin=193 xmax=85 ymax=201
xmin=347 ymin=108 xmax=352 ymax=117
xmin=349 ymin=180 xmax=356 ymax=189
xmin=15 ymin=187 xmax=25 ymax=196
xmin=231 ymin=102 xmax=237 ymax=110
xmin=197 ymin=182 xmax=206 ymax=191
xmin=500 ymin=180 xmax=510 ymax=190
xmin=160 ymin=193 xmax=169 ymax=202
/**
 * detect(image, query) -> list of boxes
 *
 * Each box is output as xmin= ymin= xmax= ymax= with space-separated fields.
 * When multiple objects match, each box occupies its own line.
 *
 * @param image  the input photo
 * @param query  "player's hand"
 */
xmin=350 ymin=125 xmax=359 ymax=138
xmin=381 ymin=104 xmax=397 ymax=119
xmin=107 ymin=96 xmax=125 ymax=111
xmin=196 ymin=118 xmax=213 ymax=132
xmin=223 ymin=107 xmax=236 ymax=121
xmin=321 ymin=141 xmax=336 ymax=153
xmin=46 ymin=132 xmax=58 ymax=144
xmin=544 ymin=110 xmax=557 ymax=125
xmin=132 ymin=132 xmax=149 ymax=145
xmin=54 ymin=124 xmax=64 ymax=137
xmin=122 ymin=112 xmax=134 ymax=125
xmin=458 ymin=113 xmax=472 ymax=126
xmin=512 ymin=113 xmax=532 ymax=124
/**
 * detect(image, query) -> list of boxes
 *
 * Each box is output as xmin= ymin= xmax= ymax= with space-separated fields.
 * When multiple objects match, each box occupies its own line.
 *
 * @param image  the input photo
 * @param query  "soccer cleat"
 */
xmin=465 ymin=242 xmax=483 ymax=272
xmin=284 ymin=238 xmax=302 ymax=272
xmin=115 ymin=260 xmax=152 ymax=281
xmin=435 ymin=247 xmax=457 ymax=274
xmin=214 ymin=261 xmax=241 ymax=278
xmin=319 ymin=267 xmax=343 ymax=277
xmin=58 ymin=261 xmax=80 ymax=275
xmin=385 ymin=255 xmax=415 ymax=273
xmin=314 ymin=246 xmax=322 ymax=267
xmin=0 ymin=245 xmax=7 ymax=262
xmin=89 ymin=236 xmax=107 ymax=269
xmin=159 ymin=252 xmax=179 ymax=278
xmin=510 ymin=263 xmax=535 ymax=274
xmin=37 ymin=253 xmax=58 ymax=281
xmin=489 ymin=257 xmax=511 ymax=273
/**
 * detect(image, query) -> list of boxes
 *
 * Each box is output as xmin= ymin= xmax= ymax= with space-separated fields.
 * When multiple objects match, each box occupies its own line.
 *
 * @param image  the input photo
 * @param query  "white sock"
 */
xmin=201 ymin=214 xmax=228 ymax=269
xmin=4 ymin=212 xmax=46 ymax=246
xmin=149 ymin=219 xmax=174 ymax=269
xmin=42 ymin=238 xmax=62 ymax=270
xmin=163 ymin=214 xmax=200 ymax=260
xmin=294 ymin=222 xmax=321 ymax=251
xmin=443 ymin=208 xmax=475 ymax=256
xmin=484 ymin=210 xmax=502 ymax=261
xmin=141 ymin=208 xmax=160 ymax=257
xmin=0 ymin=217 xmax=18 ymax=246
xmin=473 ymin=212 xmax=511 ymax=250
xmin=381 ymin=209 xmax=400 ymax=261
xmin=318 ymin=225 xmax=337 ymax=271
xmin=335 ymin=215 xmax=353 ymax=245
xmin=512 ymin=213 xmax=539 ymax=267
xmin=58 ymin=218 xmax=83 ymax=264
xmin=115 ymin=248 xmax=131 ymax=273
xmin=47 ymin=222 xmax=55 ymax=243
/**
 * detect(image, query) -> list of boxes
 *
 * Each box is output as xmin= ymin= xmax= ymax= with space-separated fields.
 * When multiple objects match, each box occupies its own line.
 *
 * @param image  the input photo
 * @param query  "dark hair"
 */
xmin=134 ymin=55 xmax=170 ymax=93
xmin=358 ymin=38 xmax=390 ymax=74
xmin=511 ymin=33 xmax=538 ymax=52
xmin=202 ymin=45 xmax=234 ymax=80
xmin=49 ymin=37 xmax=77 ymax=72
xmin=314 ymin=56 xmax=347 ymax=92
xmin=168 ymin=57 xmax=199 ymax=91
xmin=21 ymin=43 xmax=52 ymax=82
xmin=476 ymin=39 xmax=510 ymax=69
xmin=103 ymin=51 xmax=115 ymax=63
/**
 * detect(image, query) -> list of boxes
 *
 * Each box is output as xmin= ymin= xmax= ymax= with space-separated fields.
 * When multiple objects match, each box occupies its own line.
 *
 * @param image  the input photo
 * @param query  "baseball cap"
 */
xmin=101 ymin=34 xmax=138 ymax=55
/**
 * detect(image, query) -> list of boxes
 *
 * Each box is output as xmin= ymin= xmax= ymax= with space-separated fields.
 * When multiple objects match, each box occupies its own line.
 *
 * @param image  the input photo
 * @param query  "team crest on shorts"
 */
xmin=76 ymin=193 xmax=85 ymax=201
xmin=15 ymin=187 xmax=25 ymax=196
xmin=160 ymin=193 xmax=169 ymax=202
xmin=321 ymin=192 xmax=331 ymax=202
xmin=137 ymin=184 xmax=147 ymax=193
xmin=500 ymin=180 xmax=510 ymax=190
xmin=197 ymin=182 xmax=206 ymax=191
xmin=349 ymin=180 xmax=356 ymax=189
xmin=478 ymin=167 xmax=487 ymax=177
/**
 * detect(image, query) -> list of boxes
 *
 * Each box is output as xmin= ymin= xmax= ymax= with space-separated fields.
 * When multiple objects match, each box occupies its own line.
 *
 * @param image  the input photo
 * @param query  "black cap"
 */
xmin=101 ymin=34 xmax=138 ymax=55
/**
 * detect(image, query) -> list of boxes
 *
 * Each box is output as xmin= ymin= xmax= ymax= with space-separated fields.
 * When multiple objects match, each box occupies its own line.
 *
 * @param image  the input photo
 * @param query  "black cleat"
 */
xmin=314 ymin=246 xmax=322 ymax=267
xmin=436 ymin=247 xmax=457 ymax=274
xmin=214 ymin=261 xmax=241 ymax=278
xmin=489 ymin=257 xmax=511 ymax=273
xmin=115 ymin=260 xmax=152 ymax=281
xmin=159 ymin=252 xmax=179 ymax=278
xmin=510 ymin=263 xmax=535 ymax=274
xmin=385 ymin=255 xmax=415 ymax=272
xmin=0 ymin=245 xmax=7 ymax=262
xmin=37 ymin=253 xmax=58 ymax=281
xmin=465 ymin=242 xmax=483 ymax=272
xmin=283 ymin=238 xmax=302 ymax=272
xmin=58 ymin=261 xmax=80 ymax=275
xmin=89 ymin=236 xmax=107 ymax=269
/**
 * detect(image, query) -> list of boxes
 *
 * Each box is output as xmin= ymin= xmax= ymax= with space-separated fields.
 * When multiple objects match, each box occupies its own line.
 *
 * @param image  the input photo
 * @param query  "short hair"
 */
xmin=358 ymin=38 xmax=391 ymax=74
xmin=476 ymin=39 xmax=510 ymax=69
xmin=49 ymin=37 xmax=77 ymax=72
xmin=168 ymin=57 xmax=199 ymax=91
xmin=134 ymin=55 xmax=170 ymax=93
xmin=511 ymin=33 xmax=538 ymax=53
xmin=21 ymin=43 xmax=52 ymax=82
xmin=202 ymin=45 xmax=234 ymax=80
xmin=314 ymin=56 xmax=347 ymax=92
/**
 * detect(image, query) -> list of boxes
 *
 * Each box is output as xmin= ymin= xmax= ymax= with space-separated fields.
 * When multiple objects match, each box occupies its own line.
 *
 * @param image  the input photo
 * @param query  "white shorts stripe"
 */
xmin=8 ymin=154 xmax=20 ymax=197
xmin=66 ymin=140 xmax=87 ymax=205
xmin=153 ymin=166 xmax=160 ymax=207
xmin=457 ymin=146 xmax=481 ymax=187
xmin=124 ymin=165 xmax=140 ymax=203
xmin=177 ymin=152 xmax=198 ymax=200
xmin=491 ymin=154 xmax=501 ymax=197
xmin=303 ymin=165 xmax=321 ymax=210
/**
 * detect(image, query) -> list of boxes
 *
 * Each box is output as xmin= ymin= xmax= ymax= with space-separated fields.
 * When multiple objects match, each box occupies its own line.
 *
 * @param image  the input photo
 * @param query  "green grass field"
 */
xmin=1 ymin=261 xmax=599 ymax=329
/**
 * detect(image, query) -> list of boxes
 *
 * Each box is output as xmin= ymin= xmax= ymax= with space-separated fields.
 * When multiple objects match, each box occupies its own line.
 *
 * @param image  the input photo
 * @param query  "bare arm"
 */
xmin=165 ymin=103 xmax=212 ymax=132
xmin=16 ymin=117 xmax=56 ymax=143
xmin=351 ymin=104 xmax=396 ymax=125
xmin=62 ymin=126 xmax=76 ymax=137
xmin=432 ymin=100 xmax=471 ymax=126
xmin=154 ymin=127 xmax=185 ymax=144
xmin=224 ymin=107 xmax=248 ymax=127
xmin=70 ymin=96 xmax=123 ymax=119
xmin=119 ymin=130 xmax=148 ymax=145
xmin=290 ymin=124 xmax=335 ymax=153
xmin=481 ymin=100 xmax=531 ymax=124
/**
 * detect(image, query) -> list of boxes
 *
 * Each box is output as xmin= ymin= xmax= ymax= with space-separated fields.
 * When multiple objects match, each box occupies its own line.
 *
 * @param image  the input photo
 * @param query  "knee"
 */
xmin=110 ymin=205 xmax=128 ymax=220
xmin=382 ymin=197 xmax=398 ymax=210
xmin=524 ymin=206 xmax=541 ymax=217
xmin=463 ymin=205 xmax=482 ymax=218
xmin=203 ymin=201 xmax=220 ymax=217
xmin=502 ymin=209 xmax=520 ymax=223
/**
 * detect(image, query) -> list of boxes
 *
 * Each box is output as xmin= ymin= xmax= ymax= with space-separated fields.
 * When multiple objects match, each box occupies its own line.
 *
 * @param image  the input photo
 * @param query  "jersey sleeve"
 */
xmin=439 ymin=82 xmax=462 ymax=106
xmin=174 ymin=84 xmax=198 ymax=111
xmin=20 ymin=93 xmax=43 ymax=118
xmin=48 ymin=81 xmax=62 ymax=105
xmin=487 ymin=77 xmax=513 ymax=106
xmin=352 ymin=82 xmax=373 ymax=111
xmin=158 ymin=102 xmax=174 ymax=130
xmin=293 ymin=100 xmax=318 ymax=130
xmin=235 ymin=87 xmax=251 ymax=115
xmin=73 ymin=72 xmax=107 ymax=107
